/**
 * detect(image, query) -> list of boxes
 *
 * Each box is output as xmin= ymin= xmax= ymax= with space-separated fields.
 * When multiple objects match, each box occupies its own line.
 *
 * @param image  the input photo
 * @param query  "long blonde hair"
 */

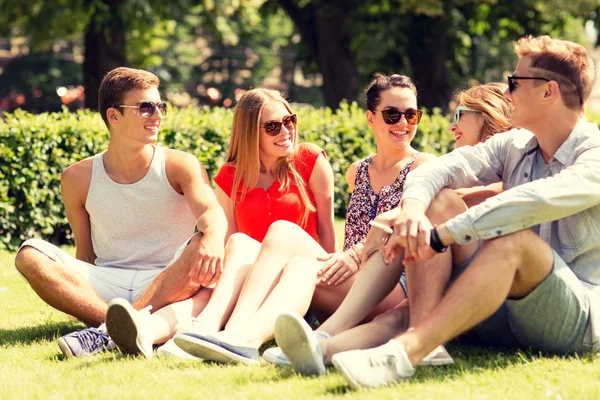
xmin=226 ymin=88 xmax=315 ymax=225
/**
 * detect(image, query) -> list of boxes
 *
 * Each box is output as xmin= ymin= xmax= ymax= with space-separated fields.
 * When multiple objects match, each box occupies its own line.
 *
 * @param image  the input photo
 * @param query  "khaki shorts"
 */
xmin=16 ymin=238 xmax=190 ymax=303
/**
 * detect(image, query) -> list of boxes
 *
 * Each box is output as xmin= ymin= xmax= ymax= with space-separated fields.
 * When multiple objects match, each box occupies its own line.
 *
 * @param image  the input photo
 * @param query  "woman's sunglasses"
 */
xmin=373 ymin=108 xmax=423 ymax=125
xmin=118 ymin=101 xmax=168 ymax=118
xmin=452 ymin=106 xmax=481 ymax=126
xmin=263 ymin=114 xmax=297 ymax=136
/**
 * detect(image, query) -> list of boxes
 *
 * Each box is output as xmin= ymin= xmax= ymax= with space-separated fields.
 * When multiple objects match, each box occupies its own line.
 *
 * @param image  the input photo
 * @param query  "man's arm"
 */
xmin=444 ymin=147 xmax=600 ymax=245
xmin=61 ymin=159 xmax=96 ymax=264
xmin=165 ymin=149 xmax=228 ymax=286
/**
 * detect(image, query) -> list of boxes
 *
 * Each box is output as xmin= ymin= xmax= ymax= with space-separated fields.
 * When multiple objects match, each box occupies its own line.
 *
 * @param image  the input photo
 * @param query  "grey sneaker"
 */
xmin=274 ymin=311 xmax=328 ymax=376
xmin=57 ymin=326 xmax=111 ymax=358
xmin=264 ymin=330 xmax=330 ymax=366
xmin=156 ymin=339 xmax=199 ymax=360
xmin=105 ymin=298 xmax=154 ymax=358
xmin=420 ymin=344 xmax=454 ymax=366
xmin=331 ymin=340 xmax=415 ymax=389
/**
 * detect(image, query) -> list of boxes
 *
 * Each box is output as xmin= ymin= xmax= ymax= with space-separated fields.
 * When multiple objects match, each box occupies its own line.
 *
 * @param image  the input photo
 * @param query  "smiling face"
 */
xmin=109 ymin=86 xmax=163 ymax=145
xmin=451 ymin=109 xmax=484 ymax=147
xmin=367 ymin=87 xmax=418 ymax=149
xmin=258 ymin=100 xmax=296 ymax=162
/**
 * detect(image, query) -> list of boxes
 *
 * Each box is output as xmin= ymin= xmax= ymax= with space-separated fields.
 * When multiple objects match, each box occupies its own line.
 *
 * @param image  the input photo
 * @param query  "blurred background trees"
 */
xmin=0 ymin=0 xmax=598 ymax=113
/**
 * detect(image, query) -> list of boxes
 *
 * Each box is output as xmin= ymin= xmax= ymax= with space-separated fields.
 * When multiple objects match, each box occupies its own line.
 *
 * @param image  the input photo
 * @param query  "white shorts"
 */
xmin=16 ymin=238 xmax=190 ymax=303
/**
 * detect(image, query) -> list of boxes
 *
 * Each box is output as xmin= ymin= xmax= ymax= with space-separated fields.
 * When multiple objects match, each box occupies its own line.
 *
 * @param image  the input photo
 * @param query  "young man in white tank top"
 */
xmin=14 ymin=67 xmax=227 ymax=358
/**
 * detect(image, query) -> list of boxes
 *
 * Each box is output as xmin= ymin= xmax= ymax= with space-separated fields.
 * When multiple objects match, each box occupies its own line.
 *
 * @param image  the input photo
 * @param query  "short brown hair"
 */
xmin=456 ymin=82 xmax=512 ymax=142
xmin=98 ymin=67 xmax=160 ymax=127
xmin=514 ymin=35 xmax=594 ymax=110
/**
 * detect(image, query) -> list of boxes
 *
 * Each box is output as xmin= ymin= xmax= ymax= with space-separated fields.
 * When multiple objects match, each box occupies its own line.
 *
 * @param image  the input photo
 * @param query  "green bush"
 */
xmin=0 ymin=103 xmax=464 ymax=250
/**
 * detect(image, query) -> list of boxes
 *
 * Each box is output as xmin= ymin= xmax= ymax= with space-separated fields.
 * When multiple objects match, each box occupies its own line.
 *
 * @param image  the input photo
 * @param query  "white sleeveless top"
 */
xmin=85 ymin=146 xmax=196 ymax=270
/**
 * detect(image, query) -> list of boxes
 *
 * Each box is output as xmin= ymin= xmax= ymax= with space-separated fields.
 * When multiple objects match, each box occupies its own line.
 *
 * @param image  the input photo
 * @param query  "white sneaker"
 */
xmin=105 ymin=298 xmax=154 ymax=358
xmin=263 ymin=330 xmax=330 ymax=366
xmin=156 ymin=339 xmax=199 ymax=360
xmin=420 ymin=345 xmax=454 ymax=366
xmin=274 ymin=311 xmax=329 ymax=376
xmin=331 ymin=340 xmax=415 ymax=389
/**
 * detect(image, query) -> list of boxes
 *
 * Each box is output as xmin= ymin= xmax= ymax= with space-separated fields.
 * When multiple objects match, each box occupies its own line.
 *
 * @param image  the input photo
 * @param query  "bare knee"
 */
xmin=427 ymin=188 xmax=467 ymax=224
xmin=225 ymin=232 xmax=252 ymax=254
xmin=14 ymin=244 xmax=45 ymax=276
xmin=262 ymin=220 xmax=305 ymax=247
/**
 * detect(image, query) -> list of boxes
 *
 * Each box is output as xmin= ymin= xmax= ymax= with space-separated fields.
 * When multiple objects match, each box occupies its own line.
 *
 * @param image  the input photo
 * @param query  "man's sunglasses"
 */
xmin=263 ymin=113 xmax=297 ymax=136
xmin=373 ymin=108 xmax=423 ymax=125
xmin=452 ymin=106 xmax=481 ymax=126
xmin=118 ymin=101 xmax=168 ymax=118
xmin=507 ymin=75 xmax=550 ymax=93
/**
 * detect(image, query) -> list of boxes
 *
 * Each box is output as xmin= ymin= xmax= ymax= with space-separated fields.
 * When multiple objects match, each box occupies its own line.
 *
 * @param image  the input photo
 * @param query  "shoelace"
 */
xmin=75 ymin=328 xmax=109 ymax=352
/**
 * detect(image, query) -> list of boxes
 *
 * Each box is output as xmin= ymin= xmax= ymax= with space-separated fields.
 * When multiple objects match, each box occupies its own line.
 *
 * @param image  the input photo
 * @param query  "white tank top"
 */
xmin=86 ymin=146 xmax=196 ymax=270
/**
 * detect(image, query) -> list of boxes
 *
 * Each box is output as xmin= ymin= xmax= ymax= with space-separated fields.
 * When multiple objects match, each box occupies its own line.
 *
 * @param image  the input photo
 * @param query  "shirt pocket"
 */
xmin=557 ymin=212 xmax=591 ymax=249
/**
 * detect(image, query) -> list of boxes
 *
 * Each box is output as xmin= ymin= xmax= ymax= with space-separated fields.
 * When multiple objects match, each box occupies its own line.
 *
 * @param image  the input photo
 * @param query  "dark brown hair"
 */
xmin=364 ymin=73 xmax=417 ymax=111
xmin=98 ymin=67 xmax=160 ymax=127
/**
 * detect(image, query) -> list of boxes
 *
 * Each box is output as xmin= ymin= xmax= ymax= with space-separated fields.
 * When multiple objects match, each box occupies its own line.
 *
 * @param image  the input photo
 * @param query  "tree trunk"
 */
xmin=83 ymin=2 xmax=127 ymax=110
xmin=277 ymin=0 xmax=359 ymax=109
xmin=406 ymin=12 xmax=452 ymax=112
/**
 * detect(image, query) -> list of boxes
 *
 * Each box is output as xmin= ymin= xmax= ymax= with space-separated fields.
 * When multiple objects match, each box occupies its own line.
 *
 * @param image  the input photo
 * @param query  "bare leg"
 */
xmin=194 ymin=233 xmax=261 ymax=330
xmin=405 ymin=189 xmax=475 ymax=327
xmin=132 ymin=232 xmax=208 ymax=311
xmin=397 ymin=229 xmax=554 ymax=366
xmin=223 ymin=221 xmax=328 ymax=333
xmin=15 ymin=246 xmax=107 ymax=326
xmin=321 ymin=301 xmax=409 ymax=364
xmin=227 ymin=257 xmax=323 ymax=348
xmin=315 ymin=250 xmax=407 ymax=336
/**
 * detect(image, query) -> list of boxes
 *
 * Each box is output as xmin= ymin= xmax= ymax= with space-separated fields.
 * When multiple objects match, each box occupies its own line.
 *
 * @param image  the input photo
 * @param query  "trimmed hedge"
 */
xmin=0 ymin=103 xmax=469 ymax=250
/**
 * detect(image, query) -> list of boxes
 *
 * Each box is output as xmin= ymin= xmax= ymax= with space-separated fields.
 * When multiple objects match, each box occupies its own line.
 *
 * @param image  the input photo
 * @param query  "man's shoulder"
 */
xmin=62 ymin=156 xmax=95 ymax=183
xmin=163 ymin=148 xmax=202 ymax=169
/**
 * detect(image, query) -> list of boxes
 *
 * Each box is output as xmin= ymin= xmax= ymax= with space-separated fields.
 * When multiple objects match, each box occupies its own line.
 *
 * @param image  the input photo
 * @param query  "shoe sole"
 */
xmin=173 ymin=334 xmax=259 ymax=365
xmin=57 ymin=337 xmax=74 ymax=358
xmin=262 ymin=348 xmax=291 ymax=366
xmin=331 ymin=355 xmax=363 ymax=390
xmin=274 ymin=312 xmax=326 ymax=376
xmin=105 ymin=299 xmax=152 ymax=358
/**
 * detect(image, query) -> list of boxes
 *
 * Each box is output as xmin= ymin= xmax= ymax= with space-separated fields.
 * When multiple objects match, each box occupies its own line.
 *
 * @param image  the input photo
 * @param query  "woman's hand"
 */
xmin=317 ymin=252 xmax=360 ymax=286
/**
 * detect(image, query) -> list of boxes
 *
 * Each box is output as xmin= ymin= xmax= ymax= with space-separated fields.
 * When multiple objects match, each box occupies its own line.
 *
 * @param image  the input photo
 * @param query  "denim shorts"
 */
xmin=16 ymin=237 xmax=190 ymax=303
xmin=454 ymin=244 xmax=591 ymax=354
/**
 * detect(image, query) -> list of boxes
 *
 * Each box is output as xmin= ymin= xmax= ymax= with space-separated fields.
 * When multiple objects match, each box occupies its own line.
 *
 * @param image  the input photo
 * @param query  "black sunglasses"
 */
xmin=507 ymin=75 xmax=550 ymax=93
xmin=262 ymin=114 xmax=297 ymax=136
xmin=118 ymin=101 xmax=168 ymax=118
xmin=373 ymin=108 xmax=423 ymax=125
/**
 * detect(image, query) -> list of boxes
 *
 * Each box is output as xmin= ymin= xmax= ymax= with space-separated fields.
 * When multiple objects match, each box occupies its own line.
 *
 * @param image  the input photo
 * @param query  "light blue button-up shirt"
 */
xmin=403 ymin=117 xmax=600 ymax=350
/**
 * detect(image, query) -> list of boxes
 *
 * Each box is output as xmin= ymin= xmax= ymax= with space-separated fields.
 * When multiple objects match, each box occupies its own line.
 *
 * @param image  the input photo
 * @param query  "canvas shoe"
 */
xmin=105 ymin=298 xmax=154 ymax=358
xmin=420 ymin=344 xmax=454 ymax=366
xmin=156 ymin=338 xmax=199 ymax=360
xmin=263 ymin=329 xmax=330 ymax=367
xmin=174 ymin=332 xmax=260 ymax=365
xmin=57 ymin=324 xmax=114 ymax=358
xmin=274 ymin=311 xmax=330 ymax=376
xmin=331 ymin=340 xmax=415 ymax=389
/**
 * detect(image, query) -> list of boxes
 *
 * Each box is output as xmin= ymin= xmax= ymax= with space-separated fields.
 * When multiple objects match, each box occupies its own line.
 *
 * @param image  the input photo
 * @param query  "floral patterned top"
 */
xmin=343 ymin=153 xmax=420 ymax=251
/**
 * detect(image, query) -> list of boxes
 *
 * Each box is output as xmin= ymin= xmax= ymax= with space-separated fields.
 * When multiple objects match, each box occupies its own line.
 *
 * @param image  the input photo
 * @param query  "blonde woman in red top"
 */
xmin=102 ymin=88 xmax=337 ymax=360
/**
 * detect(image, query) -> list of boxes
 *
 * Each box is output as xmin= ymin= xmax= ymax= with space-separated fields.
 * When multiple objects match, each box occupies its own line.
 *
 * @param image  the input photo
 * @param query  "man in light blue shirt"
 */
xmin=331 ymin=35 xmax=600 ymax=389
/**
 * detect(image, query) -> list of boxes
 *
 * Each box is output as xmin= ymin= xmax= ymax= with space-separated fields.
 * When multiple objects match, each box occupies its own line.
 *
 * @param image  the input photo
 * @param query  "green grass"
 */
xmin=2 ymin=231 xmax=600 ymax=399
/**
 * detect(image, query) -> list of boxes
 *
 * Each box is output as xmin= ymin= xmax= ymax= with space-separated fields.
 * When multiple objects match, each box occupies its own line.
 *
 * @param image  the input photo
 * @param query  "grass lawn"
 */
xmin=2 ymin=224 xmax=600 ymax=399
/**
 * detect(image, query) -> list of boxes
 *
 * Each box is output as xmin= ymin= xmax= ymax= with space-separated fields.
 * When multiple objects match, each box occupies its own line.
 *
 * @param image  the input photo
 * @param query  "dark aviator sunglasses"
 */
xmin=117 ymin=101 xmax=168 ymax=118
xmin=263 ymin=114 xmax=297 ymax=136
xmin=373 ymin=108 xmax=423 ymax=125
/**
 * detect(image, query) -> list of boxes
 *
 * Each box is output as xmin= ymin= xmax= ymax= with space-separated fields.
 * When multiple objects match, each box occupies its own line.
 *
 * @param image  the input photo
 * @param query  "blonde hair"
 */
xmin=514 ymin=35 xmax=594 ymax=110
xmin=456 ymin=83 xmax=512 ymax=142
xmin=226 ymin=88 xmax=315 ymax=225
